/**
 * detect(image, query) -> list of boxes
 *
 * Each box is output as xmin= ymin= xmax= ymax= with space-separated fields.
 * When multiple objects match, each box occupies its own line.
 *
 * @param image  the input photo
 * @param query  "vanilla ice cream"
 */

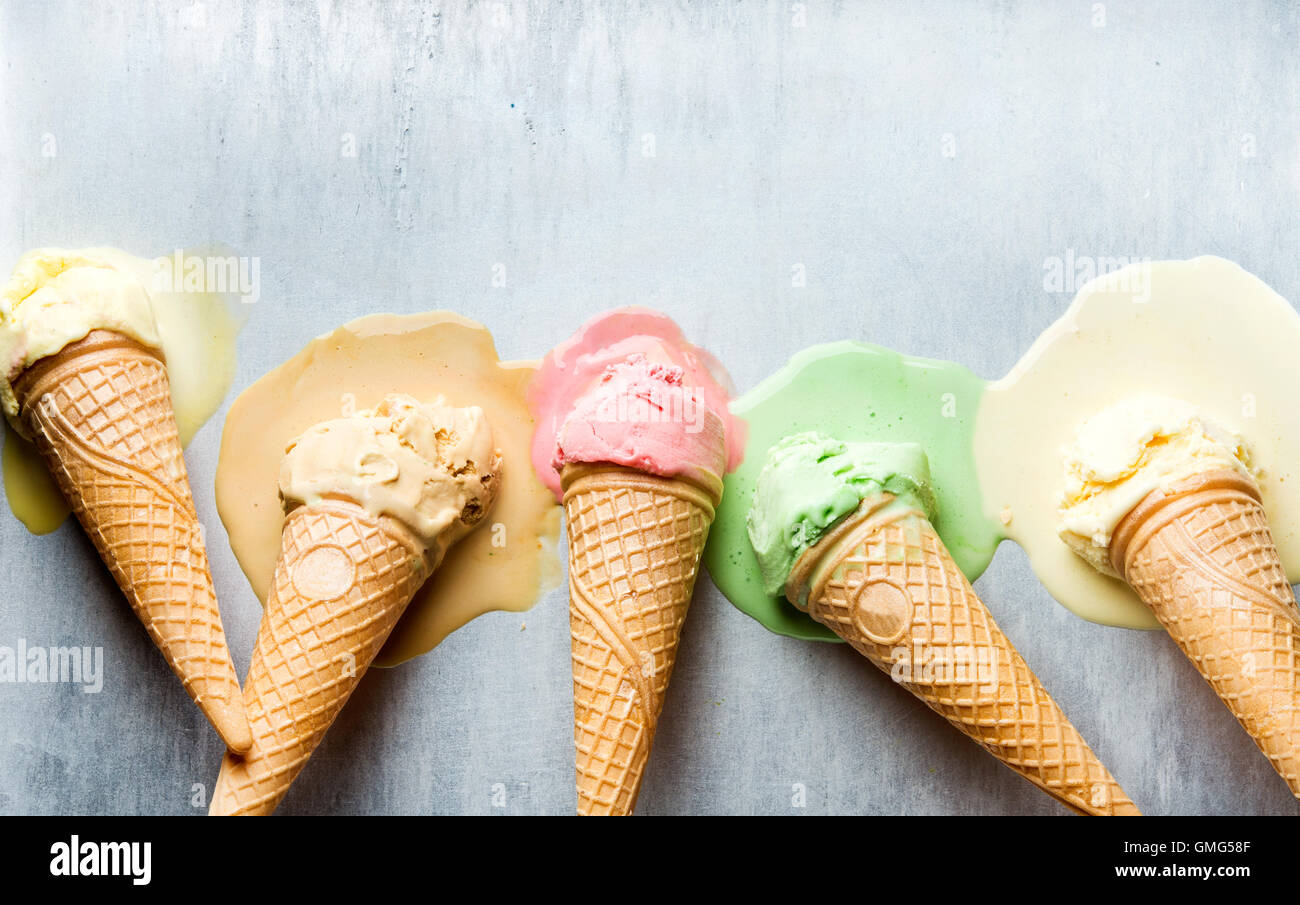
xmin=279 ymin=394 xmax=501 ymax=548
xmin=0 ymin=249 xmax=162 ymax=423
xmin=1058 ymin=395 xmax=1255 ymax=575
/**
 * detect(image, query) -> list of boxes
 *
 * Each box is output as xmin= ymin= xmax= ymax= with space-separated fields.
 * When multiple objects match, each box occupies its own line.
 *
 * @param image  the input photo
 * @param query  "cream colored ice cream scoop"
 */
xmin=1058 ymin=396 xmax=1300 ymax=800
xmin=1057 ymin=395 xmax=1255 ymax=575
xmin=278 ymin=393 xmax=498 ymax=550
xmin=0 ymin=249 xmax=162 ymax=428
xmin=212 ymin=393 xmax=501 ymax=815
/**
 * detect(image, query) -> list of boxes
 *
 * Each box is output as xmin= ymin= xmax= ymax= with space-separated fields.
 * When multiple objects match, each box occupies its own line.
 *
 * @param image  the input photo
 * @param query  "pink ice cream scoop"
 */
xmin=551 ymin=354 xmax=728 ymax=490
xmin=528 ymin=308 xmax=745 ymax=497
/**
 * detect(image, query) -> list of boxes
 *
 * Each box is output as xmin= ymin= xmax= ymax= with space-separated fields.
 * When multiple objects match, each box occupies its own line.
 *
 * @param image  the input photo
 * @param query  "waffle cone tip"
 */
xmin=207 ymin=701 xmax=254 ymax=755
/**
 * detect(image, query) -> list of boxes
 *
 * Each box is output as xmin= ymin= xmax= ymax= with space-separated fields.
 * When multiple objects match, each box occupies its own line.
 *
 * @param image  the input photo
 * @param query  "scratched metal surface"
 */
xmin=1 ymin=0 xmax=1298 ymax=815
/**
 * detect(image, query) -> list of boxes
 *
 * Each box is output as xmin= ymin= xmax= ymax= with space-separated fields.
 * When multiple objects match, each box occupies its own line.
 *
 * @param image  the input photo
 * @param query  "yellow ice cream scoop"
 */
xmin=0 ymin=248 xmax=161 ymax=429
xmin=1057 ymin=395 xmax=1255 ymax=575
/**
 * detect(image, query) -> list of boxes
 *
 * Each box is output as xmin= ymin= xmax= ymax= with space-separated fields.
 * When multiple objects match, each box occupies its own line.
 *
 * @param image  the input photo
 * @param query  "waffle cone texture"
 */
xmin=210 ymin=499 xmax=431 ymax=815
xmin=12 ymin=329 xmax=251 ymax=753
xmin=1110 ymin=469 xmax=1300 ymax=798
xmin=786 ymin=496 xmax=1139 ymax=815
xmin=561 ymin=463 xmax=723 ymax=816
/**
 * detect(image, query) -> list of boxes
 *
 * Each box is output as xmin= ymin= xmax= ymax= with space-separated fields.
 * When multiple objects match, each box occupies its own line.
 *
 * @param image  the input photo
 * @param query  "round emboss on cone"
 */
xmin=293 ymin=545 xmax=356 ymax=601
xmin=851 ymin=580 xmax=912 ymax=644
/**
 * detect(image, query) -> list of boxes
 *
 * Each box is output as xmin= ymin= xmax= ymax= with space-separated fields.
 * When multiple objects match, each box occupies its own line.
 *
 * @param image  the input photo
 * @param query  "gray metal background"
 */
xmin=2 ymin=0 xmax=1298 ymax=815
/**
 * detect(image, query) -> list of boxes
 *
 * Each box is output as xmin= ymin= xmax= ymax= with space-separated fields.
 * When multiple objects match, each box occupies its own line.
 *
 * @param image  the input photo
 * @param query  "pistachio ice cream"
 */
xmin=747 ymin=431 xmax=937 ymax=597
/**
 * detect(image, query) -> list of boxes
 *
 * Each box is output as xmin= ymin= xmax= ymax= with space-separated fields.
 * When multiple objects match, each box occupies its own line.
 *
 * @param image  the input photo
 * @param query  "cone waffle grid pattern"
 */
xmin=1121 ymin=486 xmax=1300 ymax=796
xmin=211 ymin=503 xmax=427 ymax=815
xmin=565 ymin=473 xmax=713 ymax=815
xmin=809 ymin=514 xmax=1137 ymax=815
xmin=23 ymin=345 xmax=247 ymax=747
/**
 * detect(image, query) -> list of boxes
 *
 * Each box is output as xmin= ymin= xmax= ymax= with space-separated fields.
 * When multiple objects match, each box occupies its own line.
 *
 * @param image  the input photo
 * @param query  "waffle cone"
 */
xmin=210 ymin=499 xmax=431 ymax=815
xmin=560 ymin=463 xmax=722 ymax=816
xmin=12 ymin=329 xmax=250 ymax=753
xmin=786 ymin=496 xmax=1139 ymax=815
xmin=1110 ymin=469 xmax=1300 ymax=798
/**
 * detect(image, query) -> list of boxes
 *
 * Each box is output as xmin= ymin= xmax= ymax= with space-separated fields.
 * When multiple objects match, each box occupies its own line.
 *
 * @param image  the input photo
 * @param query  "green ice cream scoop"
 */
xmin=746 ymin=431 xmax=938 ymax=597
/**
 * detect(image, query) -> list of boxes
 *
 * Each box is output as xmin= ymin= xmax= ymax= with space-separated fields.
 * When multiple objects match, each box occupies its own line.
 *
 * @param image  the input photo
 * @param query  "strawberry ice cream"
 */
xmin=551 ymin=353 xmax=728 ymax=490
xmin=528 ymin=308 xmax=745 ymax=497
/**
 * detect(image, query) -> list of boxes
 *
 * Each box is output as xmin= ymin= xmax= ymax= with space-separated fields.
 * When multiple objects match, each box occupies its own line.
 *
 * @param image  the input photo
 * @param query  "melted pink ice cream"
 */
xmin=528 ymin=308 xmax=745 ymax=499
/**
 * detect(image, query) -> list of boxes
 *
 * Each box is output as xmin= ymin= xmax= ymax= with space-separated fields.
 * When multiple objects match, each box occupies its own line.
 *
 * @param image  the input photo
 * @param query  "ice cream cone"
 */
xmin=12 ymin=328 xmax=251 ymax=753
xmin=210 ymin=498 xmax=431 ymax=816
xmin=1109 ymin=469 xmax=1300 ymax=798
xmin=561 ymin=462 xmax=723 ymax=816
xmin=785 ymin=494 xmax=1139 ymax=815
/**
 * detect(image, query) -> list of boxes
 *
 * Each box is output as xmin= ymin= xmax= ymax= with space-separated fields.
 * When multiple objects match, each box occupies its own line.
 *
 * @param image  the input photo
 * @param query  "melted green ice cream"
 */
xmin=704 ymin=341 xmax=995 ymax=642
xmin=747 ymin=431 xmax=937 ymax=596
